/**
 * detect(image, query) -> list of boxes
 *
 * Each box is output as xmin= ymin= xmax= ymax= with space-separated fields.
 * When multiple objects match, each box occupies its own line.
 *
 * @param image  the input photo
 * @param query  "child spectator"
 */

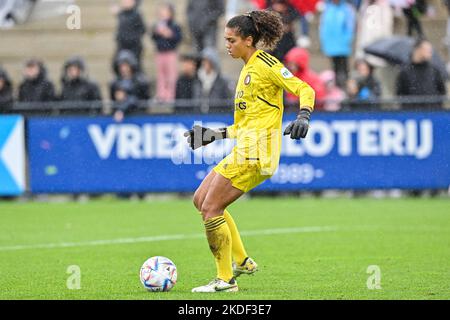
xmin=112 ymin=79 xmax=139 ymax=122
xmin=345 ymin=59 xmax=382 ymax=109
xmin=151 ymin=3 xmax=182 ymax=103
xmin=319 ymin=70 xmax=346 ymax=111
xmin=110 ymin=49 xmax=150 ymax=103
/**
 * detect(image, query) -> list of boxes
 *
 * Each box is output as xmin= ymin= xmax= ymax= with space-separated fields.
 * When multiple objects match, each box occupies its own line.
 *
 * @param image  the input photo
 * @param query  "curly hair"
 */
xmin=226 ymin=10 xmax=284 ymax=51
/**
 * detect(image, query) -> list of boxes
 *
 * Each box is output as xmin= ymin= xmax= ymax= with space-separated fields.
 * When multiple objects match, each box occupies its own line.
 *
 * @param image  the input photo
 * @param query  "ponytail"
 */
xmin=226 ymin=10 xmax=284 ymax=51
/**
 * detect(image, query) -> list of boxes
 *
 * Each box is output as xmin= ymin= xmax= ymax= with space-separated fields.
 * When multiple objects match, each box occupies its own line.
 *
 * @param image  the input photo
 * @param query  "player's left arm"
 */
xmin=267 ymin=63 xmax=315 ymax=139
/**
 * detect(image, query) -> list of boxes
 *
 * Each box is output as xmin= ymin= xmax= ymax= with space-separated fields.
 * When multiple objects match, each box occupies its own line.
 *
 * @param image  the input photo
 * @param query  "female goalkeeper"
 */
xmin=184 ymin=9 xmax=315 ymax=293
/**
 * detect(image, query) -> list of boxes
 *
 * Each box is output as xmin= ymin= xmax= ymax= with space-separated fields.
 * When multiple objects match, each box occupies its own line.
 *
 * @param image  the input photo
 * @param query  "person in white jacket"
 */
xmin=355 ymin=0 xmax=393 ymax=67
xmin=355 ymin=0 xmax=394 ymax=98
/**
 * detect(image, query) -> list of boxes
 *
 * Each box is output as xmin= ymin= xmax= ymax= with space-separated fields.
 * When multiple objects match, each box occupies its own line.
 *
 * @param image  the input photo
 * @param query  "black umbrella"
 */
xmin=364 ymin=35 xmax=449 ymax=80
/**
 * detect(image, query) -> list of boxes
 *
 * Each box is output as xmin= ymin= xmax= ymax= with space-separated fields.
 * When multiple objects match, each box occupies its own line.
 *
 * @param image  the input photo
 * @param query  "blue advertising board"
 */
xmin=0 ymin=115 xmax=25 ymax=195
xmin=27 ymin=112 xmax=450 ymax=193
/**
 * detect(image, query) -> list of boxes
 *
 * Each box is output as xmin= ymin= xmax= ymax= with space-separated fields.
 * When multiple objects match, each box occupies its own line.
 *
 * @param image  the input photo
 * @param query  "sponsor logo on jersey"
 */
xmin=244 ymin=74 xmax=251 ymax=85
xmin=281 ymin=67 xmax=293 ymax=79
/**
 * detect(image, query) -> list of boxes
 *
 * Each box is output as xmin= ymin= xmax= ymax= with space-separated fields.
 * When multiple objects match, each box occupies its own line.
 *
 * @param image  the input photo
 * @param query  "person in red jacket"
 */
xmin=250 ymin=0 xmax=267 ymax=9
xmin=284 ymin=47 xmax=326 ymax=109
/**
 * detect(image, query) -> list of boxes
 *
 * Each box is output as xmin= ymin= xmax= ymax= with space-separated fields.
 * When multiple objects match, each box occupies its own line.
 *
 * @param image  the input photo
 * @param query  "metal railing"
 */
xmin=1 ymin=95 xmax=450 ymax=116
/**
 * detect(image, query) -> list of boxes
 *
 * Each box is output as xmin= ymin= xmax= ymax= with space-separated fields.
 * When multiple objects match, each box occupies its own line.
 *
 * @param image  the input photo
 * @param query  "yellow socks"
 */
xmin=204 ymin=216 xmax=233 ymax=282
xmin=223 ymin=209 xmax=248 ymax=266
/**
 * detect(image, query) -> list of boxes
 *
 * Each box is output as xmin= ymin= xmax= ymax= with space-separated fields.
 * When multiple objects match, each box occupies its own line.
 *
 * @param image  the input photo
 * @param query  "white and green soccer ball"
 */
xmin=140 ymin=256 xmax=177 ymax=292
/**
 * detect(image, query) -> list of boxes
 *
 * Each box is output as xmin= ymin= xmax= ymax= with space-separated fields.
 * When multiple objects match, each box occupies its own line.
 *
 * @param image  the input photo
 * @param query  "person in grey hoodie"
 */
xmin=110 ymin=49 xmax=150 ymax=102
xmin=196 ymin=47 xmax=233 ymax=110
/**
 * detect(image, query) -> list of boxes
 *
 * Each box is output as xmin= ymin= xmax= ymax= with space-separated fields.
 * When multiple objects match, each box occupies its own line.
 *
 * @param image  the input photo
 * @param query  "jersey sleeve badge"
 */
xmin=280 ymin=67 xmax=294 ymax=79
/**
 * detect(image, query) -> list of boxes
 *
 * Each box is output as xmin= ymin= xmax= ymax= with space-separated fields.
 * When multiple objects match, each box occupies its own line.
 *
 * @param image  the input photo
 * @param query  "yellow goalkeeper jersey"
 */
xmin=226 ymin=49 xmax=315 ymax=175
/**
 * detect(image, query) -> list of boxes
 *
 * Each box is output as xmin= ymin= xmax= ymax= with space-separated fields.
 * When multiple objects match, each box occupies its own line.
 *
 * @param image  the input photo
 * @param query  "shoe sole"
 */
xmin=192 ymin=286 xmax=239 ymax=293
xmin=233 ymin=267 xmax=258 ymax=278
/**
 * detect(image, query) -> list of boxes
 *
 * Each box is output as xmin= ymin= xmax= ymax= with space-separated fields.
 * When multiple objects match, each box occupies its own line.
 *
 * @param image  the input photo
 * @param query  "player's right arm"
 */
xmin=184 ymin=125 xmax=229 ymax=150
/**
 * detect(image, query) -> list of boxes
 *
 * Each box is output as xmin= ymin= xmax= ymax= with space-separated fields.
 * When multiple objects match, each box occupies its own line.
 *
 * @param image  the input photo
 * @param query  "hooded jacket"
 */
xmin=18 ymin=61 xmax=56 ymax=103
xmin=110 ymin=50 xmax=150 ymax=101
xmin=197 ymin=48 xmax=232 ymax=104
xmin=284 ymin=47 xmax=326 ymax=108
xmin=60 ymin=56 xmax=102 ymax=103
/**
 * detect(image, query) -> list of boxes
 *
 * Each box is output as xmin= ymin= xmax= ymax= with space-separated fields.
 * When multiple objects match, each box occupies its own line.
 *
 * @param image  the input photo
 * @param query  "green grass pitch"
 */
xmin=0 ymin=197 xmax=449 ymax=300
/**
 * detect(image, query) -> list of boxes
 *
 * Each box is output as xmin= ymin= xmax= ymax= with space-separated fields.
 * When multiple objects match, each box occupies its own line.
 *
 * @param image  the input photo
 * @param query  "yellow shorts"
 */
xmin=213 ymin=153 xmax=272 ymax=193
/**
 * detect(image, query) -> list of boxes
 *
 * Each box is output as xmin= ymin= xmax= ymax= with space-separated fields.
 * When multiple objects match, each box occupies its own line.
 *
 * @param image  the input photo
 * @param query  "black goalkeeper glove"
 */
xmin=283 ymin=109 xmax=311 ymax=139
xmin=184 ymin=125 xmax=227 ymax=150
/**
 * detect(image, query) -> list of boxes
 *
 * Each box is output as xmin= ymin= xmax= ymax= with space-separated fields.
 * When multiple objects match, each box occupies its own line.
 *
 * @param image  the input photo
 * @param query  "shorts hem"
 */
xmin=213 ymin=167 xmax=247 ymax=193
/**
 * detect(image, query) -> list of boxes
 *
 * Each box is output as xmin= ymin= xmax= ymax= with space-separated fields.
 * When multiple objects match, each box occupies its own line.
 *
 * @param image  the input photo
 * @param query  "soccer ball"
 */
xmin=139 ymin=256 xmax=177 ymax=292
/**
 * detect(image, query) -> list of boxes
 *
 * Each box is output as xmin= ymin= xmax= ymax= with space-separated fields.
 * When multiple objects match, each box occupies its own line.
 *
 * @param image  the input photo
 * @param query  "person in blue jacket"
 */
xmin=319 ymin=0 xmax=356 ymax=89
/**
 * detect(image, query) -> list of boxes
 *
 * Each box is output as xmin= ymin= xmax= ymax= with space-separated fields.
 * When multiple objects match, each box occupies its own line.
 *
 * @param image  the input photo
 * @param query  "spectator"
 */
xmin=197 ymin=47 xmax=233 ymax=111
xmin=112 ymin=79 xmax=139 ymax=122
xmin=151 ymin=3 xmax=182 ymax=103
xmin=0 ymin=67 xmax=13 ymax=112
xmin=110 ymin=49 xmax=150 ymax=103
xmin=355 ymin=0 xmax=393 ymax=66
xmin=18 ymin=58 xmax=55 ymax=103
xmin=268 ymin=0 xmax=297 ymax=62
xmin=319 ymin=0 xmax=356 ymax=89
xmin=114 ymin=0 xmax=146 ymax=70
xmin=443 ymin=0 xmax=450 ymax=72
xmin=59 ymin=56 xmax=102 ymax=112
xmin=284 ymin=47 xmax=326 ymax=109
xmin=389 ymin=0 xmax=423 ymax=37
xmin=186 ymin=0 xmax=225 ymax=52
xmin=289 ymin=0 xmax=320 ymax=48
xmin=251 ymin=0 xmax=267 ymax=9
xmin=345 ymin=59 xmax=382 ymax=109
xmin=175 ymin=53 xmax=201 ymax=111
xmin=396 ymin=38 xmax=446 ymax=110
xmin=319 ymin=70 xmax=346 ymax=111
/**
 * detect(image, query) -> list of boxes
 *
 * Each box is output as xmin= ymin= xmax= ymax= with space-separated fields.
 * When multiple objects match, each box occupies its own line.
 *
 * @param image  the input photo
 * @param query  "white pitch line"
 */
xmin=0 ymin=226 xmax=338 ymax=252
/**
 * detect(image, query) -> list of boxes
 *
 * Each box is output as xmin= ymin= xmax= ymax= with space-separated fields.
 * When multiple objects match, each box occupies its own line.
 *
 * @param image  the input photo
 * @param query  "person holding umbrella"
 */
xmin=396 ymin=38 xmax=447 ymax=110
